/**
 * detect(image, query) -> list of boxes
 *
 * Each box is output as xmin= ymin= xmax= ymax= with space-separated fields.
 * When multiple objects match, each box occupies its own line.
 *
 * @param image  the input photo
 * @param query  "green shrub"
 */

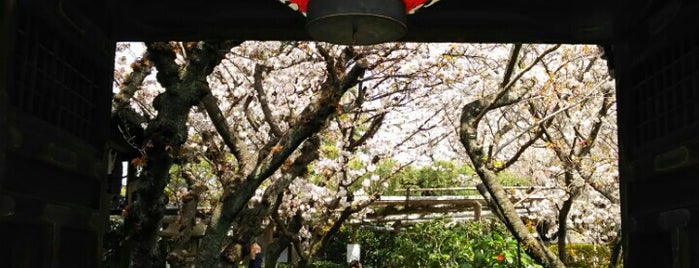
xmin=319 ymin=220 xmax=540 ymax=268
xmin=387 ymin=220 xmax=539 ymax=268
xmin=549 ymin=244 xmax=612 ymax=268
xmin=497 ymin=171 xmax=532 ymax=186
xmin=311 ymin=260 xmax=346 ymax=268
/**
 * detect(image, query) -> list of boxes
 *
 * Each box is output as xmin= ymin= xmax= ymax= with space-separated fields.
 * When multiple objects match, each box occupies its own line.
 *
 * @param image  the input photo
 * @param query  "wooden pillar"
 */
xmin=473 ymin=202 xmax=482 ymax=221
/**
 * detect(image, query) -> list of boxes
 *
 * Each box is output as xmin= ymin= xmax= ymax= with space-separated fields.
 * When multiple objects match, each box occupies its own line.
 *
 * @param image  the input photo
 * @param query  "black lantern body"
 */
xmin=306 ymin=0 xmax=407 ymax=45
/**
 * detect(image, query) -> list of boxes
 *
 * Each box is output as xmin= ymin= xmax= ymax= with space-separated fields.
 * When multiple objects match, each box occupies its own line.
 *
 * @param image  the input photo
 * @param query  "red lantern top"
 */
xmin=286 ymin=0 xmax=309 ymax=12
xmin=402 ymin=0 xmax=429 ymax=13
xmin=281 ymin=0 xmax=436 ymax=14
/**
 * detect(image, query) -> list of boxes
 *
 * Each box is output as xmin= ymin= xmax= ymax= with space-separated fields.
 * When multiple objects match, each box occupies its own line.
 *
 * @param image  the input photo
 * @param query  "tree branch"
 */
xmin=200 ymin=90 xmax=251 ymax=175
xmin=476 ymin=45 xmax=560 ymax=123
xmin=576 ymin=84 xmax=614 ymax=158
xmin=113 ymin=53 xmax=153 ymax=113
xmin=500 ymin=44 xmax=522 ymax=89
xmin=127 ymin=40 xmax=237 ymax=267
xmin=488 ymin=122 xmax=513 ymax=161
xmin=347 ymin=112 xmax=386 ymax=151
xmin=496 ymin=127 xmax=545 ymax=172
xmin=196 ymin=54 xmax=368 ymax=267
xmin=317 ymin=45 xmax=339 ymax=83
xmin=495 ymin=94 xmax=593 ymax=155
xmin=460 ymin=82 xmax=565 ymax=268
xmin=254 ymin=64 xmax=284 ymax=137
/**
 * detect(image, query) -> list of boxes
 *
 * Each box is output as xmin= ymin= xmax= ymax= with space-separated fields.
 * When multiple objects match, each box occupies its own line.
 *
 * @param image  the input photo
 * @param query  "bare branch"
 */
xmin=488 ymin=122 xmax=513 ymax=161
xmin=495 ymin=93 xmax=594 ymax=155
xmin=476 ymin=45 xmax=561 ymax=123
xmin=347 ymin=112 xmax=386 ymax=151
xmin=500 ymin=44 xmax=522 ymax=89
xmin=576 ymin=84 xmax=614 ymax=158
xmin=317 ymin=45 xmax=339 ymax=83
xmin=113 ymin=53 xmax=153 ymax=113
xmin=254 ymin=64 xmax=284 ymax=137
xmin=200 ymin=89 xmax=251 ymax=174
xmin=495 ymin=127 xmax=545 ymax=172
xmin=242 ymin=96 xmax=261 ymax=132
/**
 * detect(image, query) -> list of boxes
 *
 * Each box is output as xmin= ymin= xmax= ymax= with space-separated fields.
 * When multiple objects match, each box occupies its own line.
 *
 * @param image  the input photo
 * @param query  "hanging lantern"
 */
xmin=279 ymin=0 xmax=441 ymax=45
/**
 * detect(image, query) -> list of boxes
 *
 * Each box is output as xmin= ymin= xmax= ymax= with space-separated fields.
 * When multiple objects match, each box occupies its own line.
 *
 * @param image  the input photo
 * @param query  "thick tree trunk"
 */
xmin=469 ymin=157 xmax=565 ymax=268
xmin=167 ymin=182 xmax=206 ymax=267
xmin=265 ymin=212 xmax=305 ymax=268
xmin=264 ymin=240 xmax=287 ymax=268
xmin=127 ymin=148 xmax=174 ymax=267
xmin=124 ymin=41 xmax=236 ymax=267
xmin=459 ymin=91 xmax=565 ymax=268
xmin=557 ymin=193 xmax=573 ymax=263
xmin=556 ymin=171 xmax=582 ymax=264
xmin=195 ymin=55 xmax=367 ymax=266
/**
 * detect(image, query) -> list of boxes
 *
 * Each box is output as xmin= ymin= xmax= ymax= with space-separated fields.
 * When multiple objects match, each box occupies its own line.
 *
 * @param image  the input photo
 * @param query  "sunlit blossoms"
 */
xmin=113 ymin=40 xmax=618 ymax=267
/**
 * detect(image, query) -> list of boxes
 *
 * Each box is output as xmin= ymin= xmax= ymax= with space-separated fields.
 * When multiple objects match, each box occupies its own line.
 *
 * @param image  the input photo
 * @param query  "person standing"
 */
xmin=349 ymin=259 xmax=362 ymax=268
xmin=248 ymin=243 xmax=263 ymax=268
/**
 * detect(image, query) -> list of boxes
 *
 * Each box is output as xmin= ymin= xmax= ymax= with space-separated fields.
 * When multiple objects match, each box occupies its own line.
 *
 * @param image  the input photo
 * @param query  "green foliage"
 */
xmin=354 ymin=227 xmax=400 ymax=267
xmin=379 ymin=160 xmax=534 ymax=195
xmin=549 ymin=244 xmax=614 ymax=268
xmin=348 ymin=157 xmax=365 ymax=170
xmin=388 ymin=219 xmax=539 ymax=268
xmin=386 ymin=161 xmax=476 ymax=195
xmin=497 ymin=171 xmax=532 ymax=186
xmin=315 ymin=226 xmax=353 ymax=264
xmin=373 ymin=159 xmax=398 ymax=178
xmin=316 ymin=220 xmax=540 ymax=268
xmin=320 ymin=144 xmax=340 ymax=160
xmin=312 ymin=260 xmax=347 ymax=268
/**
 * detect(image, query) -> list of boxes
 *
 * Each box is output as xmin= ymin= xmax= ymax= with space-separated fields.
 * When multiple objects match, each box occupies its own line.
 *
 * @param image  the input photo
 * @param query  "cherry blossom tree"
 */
xmin=112 ymin=41 xmax=619 ymax=267
xmin=208 ymin=42 xmax=458 ymax=267
xmin=113 ymin=41 xmax=240 ymax=267
xmin=521 ymin=45 xmax=619 ymax=265
xmin=449 ymin=43 xmax=617 ymax=267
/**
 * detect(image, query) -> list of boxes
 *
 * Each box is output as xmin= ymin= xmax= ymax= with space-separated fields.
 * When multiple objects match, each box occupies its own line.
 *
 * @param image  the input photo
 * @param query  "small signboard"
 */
xmin=277 ymin=246 xmax=289 ymax=263
xmin=347 ymin=244 xmax=361 ymax=263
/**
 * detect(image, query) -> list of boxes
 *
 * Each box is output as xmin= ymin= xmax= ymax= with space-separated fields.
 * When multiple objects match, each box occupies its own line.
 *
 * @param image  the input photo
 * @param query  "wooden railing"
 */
xmin=353 ymin=186 xmax=556 ymax=225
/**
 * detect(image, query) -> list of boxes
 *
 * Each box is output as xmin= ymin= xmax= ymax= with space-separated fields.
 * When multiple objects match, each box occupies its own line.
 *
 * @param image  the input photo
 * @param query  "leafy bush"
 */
xmin=315 ymin=225 xmax=397 ymax=267
xmin=549 ymin=244 xmax=613 ymax=268
xmin=388 ymin=219 xmax=539 ymax=268
xmin=311 ymin=260 xmax=346 ymax=268
xmin=497 ymin=171 xmax=532 ymax=186
xmin=317 ymin=220 xmax=541 ymax=268
xmin=386 ymin=161 xmax=476 ymax=196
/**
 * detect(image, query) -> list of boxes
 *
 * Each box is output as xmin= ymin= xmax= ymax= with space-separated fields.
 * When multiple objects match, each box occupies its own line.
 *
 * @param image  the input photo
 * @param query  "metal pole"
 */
xmin=517 ymin=240 xmax=522 ymax=267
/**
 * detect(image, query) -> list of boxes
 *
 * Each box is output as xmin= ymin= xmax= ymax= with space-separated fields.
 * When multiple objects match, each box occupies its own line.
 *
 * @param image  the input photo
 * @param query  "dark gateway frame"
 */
xmin=1 ymin=0 xmax=698 ymax=267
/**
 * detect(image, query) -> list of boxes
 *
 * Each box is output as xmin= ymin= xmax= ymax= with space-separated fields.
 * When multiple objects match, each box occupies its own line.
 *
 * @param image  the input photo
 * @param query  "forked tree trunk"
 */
xmin=195 ymin=48 xmax=367 ymax=267
xmin=123 ymin=41 xmax=237 ymax=267
xmin=458 ymin=44 xmax=565 ymax=268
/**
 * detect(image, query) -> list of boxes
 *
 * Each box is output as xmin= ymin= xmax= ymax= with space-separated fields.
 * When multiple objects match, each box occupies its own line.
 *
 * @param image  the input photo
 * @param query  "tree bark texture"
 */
xmin=167 ymin=172 xmax=206 ymax=267
xmin=458 ymin=44 xmax=565 ymax=268
xmin=539 ymin=83 xmax=614 ymax=264
xmin=222 ymin=135 xmax=321 ymax=266
xmin=266 ymin=211 xmax=305 ymax=268
xmin=195 ymin=47 xmax=368 ymax=267
xmin=460 ymin=102 xmax=565 ymax=268
xmin=557 ymin=171 xmax=580 ymax=264
xmin=124 ymin=41 xmax=237 ymax=267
